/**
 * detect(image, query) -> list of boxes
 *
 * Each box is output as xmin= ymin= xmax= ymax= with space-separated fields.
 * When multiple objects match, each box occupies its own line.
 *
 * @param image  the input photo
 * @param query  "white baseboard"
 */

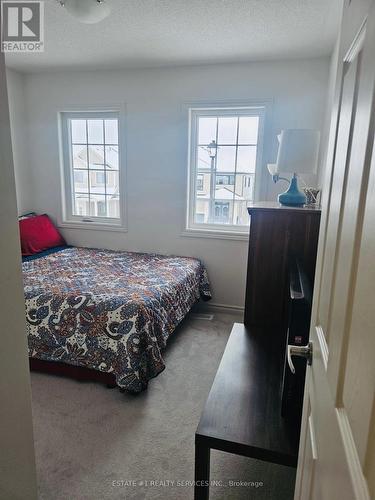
xmin=194 ymin=301 xmax=245 ymax=315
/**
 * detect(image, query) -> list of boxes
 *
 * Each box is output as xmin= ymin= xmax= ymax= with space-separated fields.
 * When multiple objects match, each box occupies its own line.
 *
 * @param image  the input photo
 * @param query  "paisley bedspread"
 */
xmin=22 ymin=246 xmax=211 ymax=392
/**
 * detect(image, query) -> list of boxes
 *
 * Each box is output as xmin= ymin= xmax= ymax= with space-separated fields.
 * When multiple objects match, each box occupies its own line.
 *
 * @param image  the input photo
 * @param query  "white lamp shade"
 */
xmin=276 ymin=129 xmax=320 ymax=174
xmin=267 ymin=163 xmax=277 ymax=176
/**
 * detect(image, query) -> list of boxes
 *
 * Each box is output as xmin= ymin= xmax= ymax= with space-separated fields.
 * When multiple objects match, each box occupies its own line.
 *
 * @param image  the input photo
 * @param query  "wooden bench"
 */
xmin=195 ymin=323 xmax=299 ymax=500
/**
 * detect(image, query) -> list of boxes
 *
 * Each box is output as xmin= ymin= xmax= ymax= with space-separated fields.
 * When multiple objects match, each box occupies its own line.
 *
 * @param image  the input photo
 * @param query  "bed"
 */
xmin=23 ymin=246 xmax=211 ymax=392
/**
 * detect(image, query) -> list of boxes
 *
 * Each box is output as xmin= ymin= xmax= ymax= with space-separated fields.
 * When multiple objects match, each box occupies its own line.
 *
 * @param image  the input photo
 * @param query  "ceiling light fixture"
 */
xmin=58 ymin=0 xmax=111 ymax=24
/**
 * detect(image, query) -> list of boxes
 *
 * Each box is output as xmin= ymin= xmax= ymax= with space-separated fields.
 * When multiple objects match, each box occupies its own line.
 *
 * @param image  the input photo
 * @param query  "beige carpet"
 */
xmin=30 ymin=312 xmax=296 ymax=500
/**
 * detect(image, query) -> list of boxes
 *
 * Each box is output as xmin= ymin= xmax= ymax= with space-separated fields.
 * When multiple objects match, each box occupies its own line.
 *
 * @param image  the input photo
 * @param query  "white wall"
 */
xmin=0 ymin=54 xmax=38 ymax=500
xmin=6 ymin=69 xmax=32 ymax=215
xmin=8 ymin=58 xmax=330 ymax=309
xmin=317 ymin=35 xmax=341 ymax=190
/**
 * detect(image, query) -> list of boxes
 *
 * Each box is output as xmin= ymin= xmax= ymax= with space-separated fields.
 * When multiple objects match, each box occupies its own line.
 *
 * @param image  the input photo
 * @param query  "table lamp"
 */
xmin=269 ymin=129 xmax=320 ymax=207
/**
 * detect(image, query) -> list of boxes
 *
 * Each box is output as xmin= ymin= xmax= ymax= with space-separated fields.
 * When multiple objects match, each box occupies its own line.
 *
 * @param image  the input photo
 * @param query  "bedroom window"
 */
xmin=186 ymin=105 xmax=265 ymax=236
xmin=60 ymin=111 xmax=125 ymax=229
xmin=197 ymin=174 xmax=204 ymax=191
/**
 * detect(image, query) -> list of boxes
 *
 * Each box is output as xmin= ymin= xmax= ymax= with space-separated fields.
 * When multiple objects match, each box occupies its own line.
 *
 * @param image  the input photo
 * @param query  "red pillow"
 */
xmin=19 ymin=214 xmax=66 ymax=256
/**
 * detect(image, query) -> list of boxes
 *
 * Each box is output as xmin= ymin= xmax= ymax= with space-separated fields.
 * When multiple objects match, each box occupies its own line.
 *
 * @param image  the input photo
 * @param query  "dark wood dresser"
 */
xmin=194 ymin=202 xmax=321 ymax=499
xmin=244 ymin=202 xmax=321 ymax=332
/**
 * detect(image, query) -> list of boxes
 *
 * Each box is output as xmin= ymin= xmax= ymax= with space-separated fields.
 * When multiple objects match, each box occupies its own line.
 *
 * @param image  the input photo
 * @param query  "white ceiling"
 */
xmin=5 ymin=0 xmax=342 ymax=73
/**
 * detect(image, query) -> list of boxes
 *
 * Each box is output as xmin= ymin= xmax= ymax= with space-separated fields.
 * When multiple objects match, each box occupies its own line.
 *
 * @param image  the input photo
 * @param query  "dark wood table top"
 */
xmin=247 ymin=201 xmax=321 ymax=214
xmin=196 ymin=323 xmax=299 ymax=467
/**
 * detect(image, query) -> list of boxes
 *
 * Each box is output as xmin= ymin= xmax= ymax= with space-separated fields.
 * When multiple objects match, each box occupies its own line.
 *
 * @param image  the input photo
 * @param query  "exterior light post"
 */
xmin=207 ymin=140 xmax=218 ymax=223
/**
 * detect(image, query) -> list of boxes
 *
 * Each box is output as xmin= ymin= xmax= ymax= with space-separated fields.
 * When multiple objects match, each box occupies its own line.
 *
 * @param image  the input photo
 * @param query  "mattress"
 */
xmin=23 ymin=246 xmax=211 ymax=392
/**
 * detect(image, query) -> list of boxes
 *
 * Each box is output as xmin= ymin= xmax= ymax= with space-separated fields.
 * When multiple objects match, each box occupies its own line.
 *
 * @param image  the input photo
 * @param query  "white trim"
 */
xmin=181 ymin=228 xmax=249 ymax=241
xmin=195 ymin=301 xmax=245 ymax=314
xmin=190 ymin=313 xmax=215 ymax=321
xmin=184 ymin=100 xmax=269 ymax=236
xmin=344 ymin=18 xmax=367 ymax=63
xmin=315 ymin=324 xmax=329 ymax=371
xmin=58 ymin=105 xmax=127 ymax=231
xmin=308 ymin=415 xmax=318 ymax=461
xmin=182 ymin=97 xmax=273 ymax=110
xmin=58 ymin=221 xmax=128 ymax=233
xmin=336 ymin=408 xmax=370 ymax=500
xmin=56 ymin=103 xmax=125 ymax=113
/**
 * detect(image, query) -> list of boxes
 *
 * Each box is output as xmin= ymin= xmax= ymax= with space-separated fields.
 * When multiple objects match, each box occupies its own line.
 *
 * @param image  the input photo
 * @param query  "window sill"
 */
xmin=58 ymin=221 xmax=127 ymax=232
xmin=181 ymin=228 xmax=249 ymax=241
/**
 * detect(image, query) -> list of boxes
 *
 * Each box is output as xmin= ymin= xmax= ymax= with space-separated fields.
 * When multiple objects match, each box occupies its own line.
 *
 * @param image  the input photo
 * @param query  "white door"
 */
xmin=0 ymin=53 xmax=38 ymax=497
xmin=294 ymin=1 xmax=375 ymax=499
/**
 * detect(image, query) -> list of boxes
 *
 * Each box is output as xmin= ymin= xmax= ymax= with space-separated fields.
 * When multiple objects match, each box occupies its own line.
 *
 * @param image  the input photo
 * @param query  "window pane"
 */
xmin=235 ymin=173 xmax=254 ymax=200
xmin=105 ymin=146 xmax=119 ymax=170
xmin=215 ymin=184 xmax=234 ymax=202
xmin=73 ymin=170 xmax=88 ymax=194
xmin=197 ymin=146 xmax=212 ymax=170
xmin=198 ymin=117 xmax=217 ymax=145
xmin=233 ymin=200 xmax=250 ymax=226
xmin=89 ymin=170 xmax=105 ymax=194
xmin=105 ymin=119 xmax=118 ymax=144
xmin=71 ymin=120 xmax=86 ymax=143
xmin=106 ymin=171 xmax=119 ymax=196
xmin=238 ymin=116 xmax=259 ymax=144
xmin=188 ymin=107 xmax=263 ymax=230
xmin=217 ymin=117 xmax=238 ymax=144
xmin=194 ymin=199 xmax=209 ymax=224
xmin=90 ymin=194 xmax=106 ymax=217
xmin=213 ymin=200 xmax=232 ymax=224
xmin=196 ymin=174 xmax=204 ymax=192
xmin=74 ymin=194 xmax=90 ymax=216
xmin=236 ymin=146 xmax=257 ymax=173
xmin=196 ymin=173 xmax=210 ymax=198
xmin=88 ymin=145 xmax=105 ymax=169
xmin=87 ymin=119 xmax=104 ymax=144
xmin=72 ymin=145 xmax=87 ymax=169
xmin=216 ymin=174 xmax=235 ymax=186
xmin=96 ymin=171 xmax=106 ymax=185
xmin=107 ymin=196 xmax=120 ymax=218
xmin=216 ymin=146 xmax=236 ymax=172
xmin=66 ymin=114 xmax=121 ymax=223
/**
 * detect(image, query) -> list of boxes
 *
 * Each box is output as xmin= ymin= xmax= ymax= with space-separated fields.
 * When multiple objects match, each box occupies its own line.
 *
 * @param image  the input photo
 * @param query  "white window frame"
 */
xmin=59 ymin=109 xmax=127 ymax=231
xmin=184 ymin=104 xmax=266 ymax=239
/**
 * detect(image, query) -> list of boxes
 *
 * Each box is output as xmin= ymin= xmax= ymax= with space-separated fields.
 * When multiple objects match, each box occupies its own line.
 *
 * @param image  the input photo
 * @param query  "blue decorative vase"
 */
xmin=278 ymin=174 xmax=306 ymax=207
